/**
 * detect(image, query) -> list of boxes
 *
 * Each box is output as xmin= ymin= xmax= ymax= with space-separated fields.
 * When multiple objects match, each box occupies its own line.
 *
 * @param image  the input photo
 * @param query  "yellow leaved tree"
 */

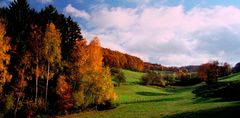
xmin=42 ymin=22 xmax=61 ymax=103
xmin=71 ymin=37 xmax=116 ymax=109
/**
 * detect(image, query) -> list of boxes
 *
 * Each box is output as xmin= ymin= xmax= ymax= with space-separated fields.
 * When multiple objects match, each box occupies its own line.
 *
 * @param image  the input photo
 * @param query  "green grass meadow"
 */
xmin=65 ymin=70 xmax=240 ymax=118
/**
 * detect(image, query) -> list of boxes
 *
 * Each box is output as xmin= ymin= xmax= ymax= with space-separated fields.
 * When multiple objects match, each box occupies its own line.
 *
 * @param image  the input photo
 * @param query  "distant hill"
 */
xmin=144 ymin=62 xmax=199 ymax=72
xmin=180 ymin=65 xmax=200 ymax=72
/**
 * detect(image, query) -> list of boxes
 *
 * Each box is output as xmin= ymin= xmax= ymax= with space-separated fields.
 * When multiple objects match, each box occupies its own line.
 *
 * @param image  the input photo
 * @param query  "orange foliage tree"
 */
xmin=102 ymin=48 xmax=144 ymax=71
xmin=70 ymin=37 xmax=116 ymax=109
xmin=198 ymin=61 xmax=219 ymax=84
xmin=0 ymin=19 xmax=11 ymax=95
xmin=56 ymin=75 xmax=73 ymax=111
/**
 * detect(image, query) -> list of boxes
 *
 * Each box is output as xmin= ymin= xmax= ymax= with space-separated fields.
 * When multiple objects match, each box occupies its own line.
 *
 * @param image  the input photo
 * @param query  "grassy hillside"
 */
xmin=65 ymin=71 xmax=240 ymax=118
xmin=219 ymin=73 xmax=240 ymax=82
xmin=121 ymin=70 xmax=144 ymax=83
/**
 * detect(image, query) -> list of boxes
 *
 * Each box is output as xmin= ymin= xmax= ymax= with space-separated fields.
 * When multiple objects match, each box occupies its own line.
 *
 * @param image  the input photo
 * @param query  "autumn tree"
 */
xmin=56 ymin=75 xmax=73 ymax=112
xmin=102 ymin=48 xmax=144 ymax=71
xmin=0 ymin=19 xmax=11 ymax=95
xmin=42 ymin=22 xmax=61 ymax=103
xmin=88 ymin=37 xmax=103 ymax=72
xmin=14 ymin=52 xmax=32 ymax=117
xmin=27 ymin=24 xmax=43 ymax=103
xmin=70 ymin=37 xmax=116 ymax=109
xmin=176 ymin=69 xmax=190 ymax=80
xmin=39 ymin=5 xmax=83 ymax=61
xmin=219 ymin=62 xmax=231 ymax=77
xmin=198 ymin=61 xmax=219 ymax=84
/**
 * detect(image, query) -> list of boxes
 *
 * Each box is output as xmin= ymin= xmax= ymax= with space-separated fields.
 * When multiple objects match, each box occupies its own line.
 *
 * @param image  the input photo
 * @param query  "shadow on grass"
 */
xmin=192 ymin=97 xmax=226 ymax=104
xmin=192 ymin=81 xmax=240 ymax=101
xmin=163 ymin=104 xmax=240 ymax=118
xmin=136 ymin=92 xmax=170 ymax=96
xmin=165 ymin=85 xmax=196 ymax=93
xmin=121 ymin=97 xmax=182 ymax=104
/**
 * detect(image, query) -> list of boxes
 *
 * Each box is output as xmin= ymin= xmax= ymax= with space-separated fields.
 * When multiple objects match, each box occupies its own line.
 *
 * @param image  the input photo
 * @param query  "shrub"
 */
xmin=140 ymin=71 xmax=166 ymax=87
xmin=176 ymin=72 xmax=202 ymax=86
xmin=0 ymin=94 xmax=15 ymax=117
xmin=114 ymin=71 xmax=126 ymax=86
xmin=111 ymin=68 xmax=126 ymax=86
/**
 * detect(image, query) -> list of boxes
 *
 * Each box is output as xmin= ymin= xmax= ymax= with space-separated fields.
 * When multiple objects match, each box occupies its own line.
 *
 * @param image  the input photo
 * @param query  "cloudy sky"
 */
xmin=1 ymin=0 xmax=240 ymax=66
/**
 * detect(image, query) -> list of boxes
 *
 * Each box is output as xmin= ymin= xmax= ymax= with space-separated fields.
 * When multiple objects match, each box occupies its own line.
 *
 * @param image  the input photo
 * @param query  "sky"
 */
xmin=1 ymin=0 xmax=240 ymax=66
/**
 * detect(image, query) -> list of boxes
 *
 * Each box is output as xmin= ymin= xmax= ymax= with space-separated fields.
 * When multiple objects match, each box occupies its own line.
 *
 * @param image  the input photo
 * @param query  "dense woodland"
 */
xmin=0 ymin=0 xmax=118 ymax=117
xmin=1 ymin=0 xmax=240 ymax=118
xmin=103 ymin=48 xmax=144 ymax=72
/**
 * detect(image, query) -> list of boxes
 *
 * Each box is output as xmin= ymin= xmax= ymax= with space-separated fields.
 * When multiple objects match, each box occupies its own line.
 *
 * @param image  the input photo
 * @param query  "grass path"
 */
xmin=65 ymin=71 xmax=240 ymax=118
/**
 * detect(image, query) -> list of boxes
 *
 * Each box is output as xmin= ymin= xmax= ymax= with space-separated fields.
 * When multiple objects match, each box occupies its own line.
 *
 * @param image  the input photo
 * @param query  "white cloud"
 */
xmin=64 ymin=4 xmax=90 ymax=20
xmin=36 ymin=0 xmax=53 ymax=4
xmin=81 ymin=5 xmax=240 ymax=66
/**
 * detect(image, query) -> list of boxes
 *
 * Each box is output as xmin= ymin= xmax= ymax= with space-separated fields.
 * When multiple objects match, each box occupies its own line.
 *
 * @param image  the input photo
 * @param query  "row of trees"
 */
xmin=140 ymin=69 xmax=201 ymax=87
xmin=103 ymin=48 xmax=144 ymax=71
xmin=198 ymin=61 xmax=231 ymax=84
xmin=0 ymin=0 xmax=116 ymax=117
xmin=144 ymin=62 xmax=179 ymax=72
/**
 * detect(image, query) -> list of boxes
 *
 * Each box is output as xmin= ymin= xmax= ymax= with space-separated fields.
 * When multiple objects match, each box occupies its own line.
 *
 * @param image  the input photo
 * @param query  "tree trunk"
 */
xmin=14 ymin=70 xmax=25 ymax=118
xmin=14 ymin=97 xmax=20 ymax=118
xmin=45 ymin=62 xmax=50 ymax=108
xmin=35 ymin=58 xmax=39 ymax=103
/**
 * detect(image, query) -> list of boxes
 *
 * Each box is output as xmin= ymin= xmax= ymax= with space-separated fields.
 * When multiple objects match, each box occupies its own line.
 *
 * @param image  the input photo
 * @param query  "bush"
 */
xmin=140 ymin=71 xmax=166 ymax=87
xmin=115 ymin=72 xmax=126 ymax=86
xmin=110 ymin=68 xmax=121 ymax=75
xmin=175 ymin=73 xmax=202 ymax=86
xmin=111 ymin=68 xmax=126 ymax=86
xmin=0 ymin=94 xmax=14 ymax=113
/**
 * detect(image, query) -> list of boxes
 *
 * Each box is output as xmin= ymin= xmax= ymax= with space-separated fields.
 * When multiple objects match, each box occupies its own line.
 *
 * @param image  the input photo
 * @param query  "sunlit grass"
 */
xmin=65 ymin=71 xmax=240 ymax=118
xmin=219 ymin=73 xmax=240 ymax=82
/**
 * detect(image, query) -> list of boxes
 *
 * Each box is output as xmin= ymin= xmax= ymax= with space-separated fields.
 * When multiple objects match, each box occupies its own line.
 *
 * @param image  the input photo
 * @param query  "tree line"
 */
xmin=103 ymin=48 xmax=144 ymax=72
xmin=144 ymin=62 xmax=179 ymax=72
xmin=0 ymin=0 xmax=116 ymax=117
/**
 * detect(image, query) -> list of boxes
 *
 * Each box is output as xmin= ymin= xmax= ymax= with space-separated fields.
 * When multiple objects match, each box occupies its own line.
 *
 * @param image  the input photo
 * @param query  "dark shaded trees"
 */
xmin=232 ymin=62 xmax=240 ymax=73
xmin=111 ymin=68 xmax=126 ymax=86
xmin=27 ymin=24 xmax=43 ymax=103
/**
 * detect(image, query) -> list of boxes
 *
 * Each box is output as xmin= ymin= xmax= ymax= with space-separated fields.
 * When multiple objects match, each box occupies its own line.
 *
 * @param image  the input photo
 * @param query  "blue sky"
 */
xmin=1 ymin=0 xmax=240 ymax=66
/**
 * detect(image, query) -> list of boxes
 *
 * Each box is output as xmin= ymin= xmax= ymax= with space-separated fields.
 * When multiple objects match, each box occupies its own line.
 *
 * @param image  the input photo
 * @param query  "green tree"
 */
xmin=111 ymin=68 xmax=126 ymax=86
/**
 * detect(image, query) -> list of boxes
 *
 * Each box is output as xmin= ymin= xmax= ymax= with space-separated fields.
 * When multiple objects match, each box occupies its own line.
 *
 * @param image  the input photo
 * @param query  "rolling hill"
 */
xmin=65 ymin=70 xmax=240 ymax=118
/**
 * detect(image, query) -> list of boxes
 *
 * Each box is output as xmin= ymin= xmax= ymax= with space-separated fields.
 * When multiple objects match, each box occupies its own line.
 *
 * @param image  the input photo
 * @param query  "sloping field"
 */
xmin=65 ymin=71 xmax=240 ymax=118
xmin=219 ymin=73 xmax=240 ymax=82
